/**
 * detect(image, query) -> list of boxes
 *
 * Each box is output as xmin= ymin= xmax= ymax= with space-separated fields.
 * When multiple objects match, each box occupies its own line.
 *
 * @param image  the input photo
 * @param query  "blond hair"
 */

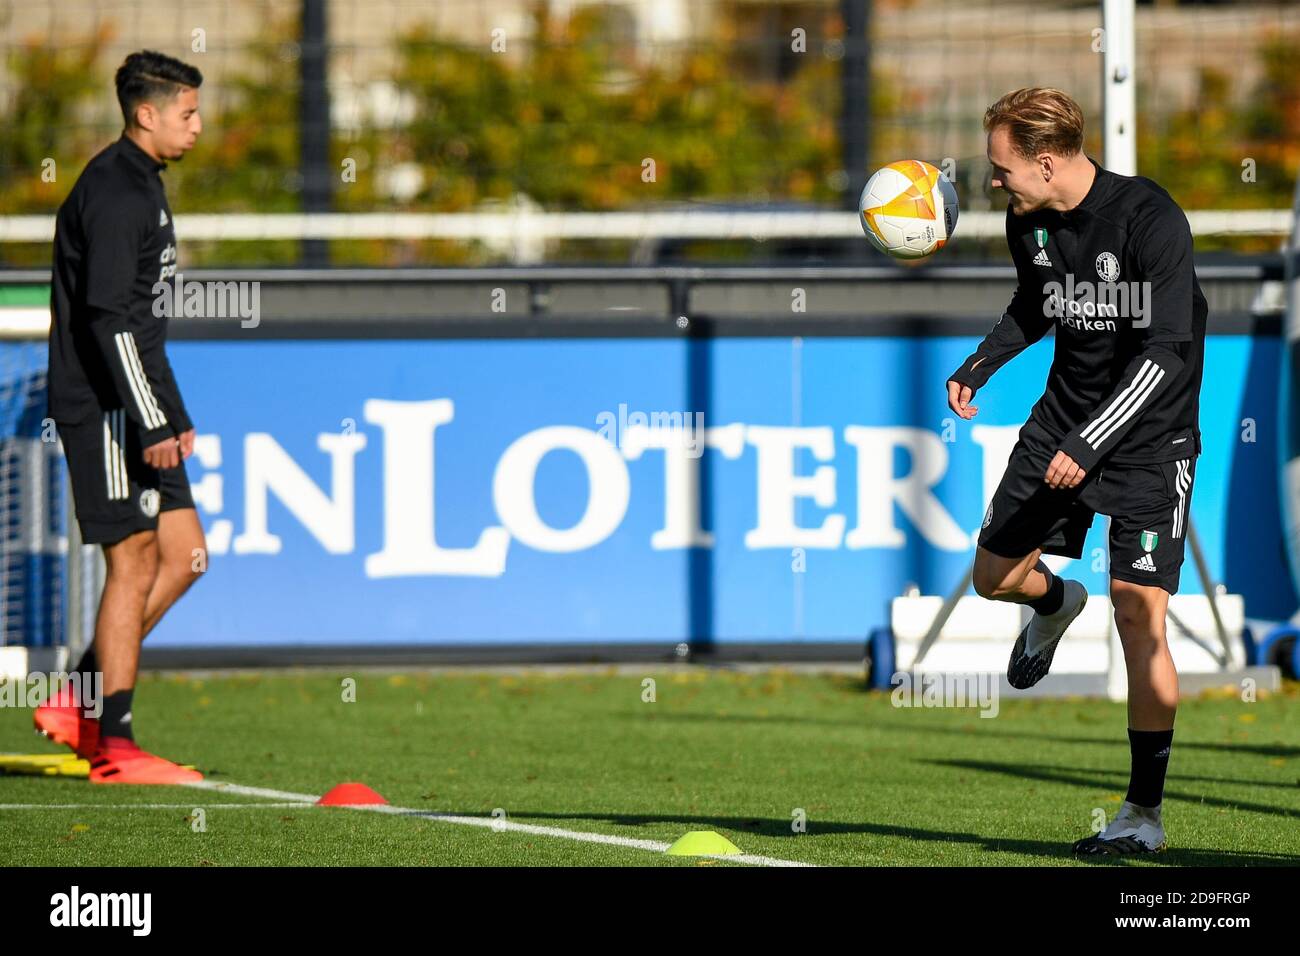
xmin=984 ymin=88 xmax=1085 ymax=160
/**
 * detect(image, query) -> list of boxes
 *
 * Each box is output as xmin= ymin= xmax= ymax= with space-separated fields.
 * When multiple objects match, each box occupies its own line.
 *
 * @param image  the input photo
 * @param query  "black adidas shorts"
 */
xmin=57 ymin=409 xmax=194 ymax=546
xmin=978 ymin=417 xmax=1197 ymax=595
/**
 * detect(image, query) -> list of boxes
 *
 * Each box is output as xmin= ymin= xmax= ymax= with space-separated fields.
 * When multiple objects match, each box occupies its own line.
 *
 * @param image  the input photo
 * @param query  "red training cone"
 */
xmin=316 ymin=782 xmax=388 ymax=806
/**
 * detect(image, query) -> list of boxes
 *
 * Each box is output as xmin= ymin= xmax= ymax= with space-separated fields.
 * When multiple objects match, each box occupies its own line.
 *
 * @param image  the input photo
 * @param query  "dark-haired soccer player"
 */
xmin=947 ymin=88 xmax=1205 ymax=854
xmin=36 ymin=51 xmax=207 ymax=784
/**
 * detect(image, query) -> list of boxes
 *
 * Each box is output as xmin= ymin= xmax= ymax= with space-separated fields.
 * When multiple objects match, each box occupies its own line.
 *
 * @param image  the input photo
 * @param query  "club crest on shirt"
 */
xmin=139 ymin=488 xmax=161 ymax=518
xmin=1095 ymin=251 xmax=1120 ymax=282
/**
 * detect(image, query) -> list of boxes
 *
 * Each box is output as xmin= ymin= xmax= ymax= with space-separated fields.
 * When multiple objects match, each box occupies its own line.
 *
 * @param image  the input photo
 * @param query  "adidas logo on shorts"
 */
xmin=1131 ymin=552 xmax=1157 ymax=572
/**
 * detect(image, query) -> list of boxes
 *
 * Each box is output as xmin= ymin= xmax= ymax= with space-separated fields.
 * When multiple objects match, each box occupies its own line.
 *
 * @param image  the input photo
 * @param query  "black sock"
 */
xmin=1027 ymin=566 xmax=1065 ymax=616
xmin=73 ymin=644 xmax=98 ymax=685
xmin=55 ymin=645 xmax=99 ymax=710
xmin=1125 ymin=728 xmax=1173 ymax=809
xmin=100 ymin=689 xmax=135 ymax=742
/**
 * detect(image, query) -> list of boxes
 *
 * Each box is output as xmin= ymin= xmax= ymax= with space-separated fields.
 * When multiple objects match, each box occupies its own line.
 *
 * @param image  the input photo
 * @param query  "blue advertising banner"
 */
xmin=133 ymin=332 xmax=1294 ymax=647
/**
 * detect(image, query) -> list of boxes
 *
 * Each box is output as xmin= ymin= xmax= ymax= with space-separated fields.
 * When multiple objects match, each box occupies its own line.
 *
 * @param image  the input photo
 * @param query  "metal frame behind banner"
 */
xmin=63 ymin=487 xmax=101 ymax=669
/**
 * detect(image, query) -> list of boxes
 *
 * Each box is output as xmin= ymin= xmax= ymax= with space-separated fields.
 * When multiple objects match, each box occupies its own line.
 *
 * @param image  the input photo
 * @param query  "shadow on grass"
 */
xmin=888 ymin=720 xmax=1300 ymax=760
xmin=408 ymin=808 xmax=1300 ymax=866
xmin=619 ymin=709 xmax=1300 ymax=760
xmin=925 ymin=757 xmax=1300 ymax=821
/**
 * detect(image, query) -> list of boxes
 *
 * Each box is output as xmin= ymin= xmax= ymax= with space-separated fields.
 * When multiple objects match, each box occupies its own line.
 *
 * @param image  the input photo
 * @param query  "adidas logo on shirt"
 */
xmin=1131 ymin=553 xmax=1157 ymax=572
xmin=159 ymin=209 xmax=169 ymax=227
xmin=1033 ymin=248 xmax=1052 ymax=267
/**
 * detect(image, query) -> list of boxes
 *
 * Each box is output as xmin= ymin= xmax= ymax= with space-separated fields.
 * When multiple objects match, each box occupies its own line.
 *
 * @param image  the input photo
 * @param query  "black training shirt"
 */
xmin=949 ymin=156 xmax=1206 ymax=471
xmin=48 ymin=134 xmax=191 ymax=449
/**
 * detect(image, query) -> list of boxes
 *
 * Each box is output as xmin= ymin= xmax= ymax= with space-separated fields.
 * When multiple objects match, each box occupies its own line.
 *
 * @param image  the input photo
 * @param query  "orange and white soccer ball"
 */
xmin=858 ymin=160 xmax=959 ymax=259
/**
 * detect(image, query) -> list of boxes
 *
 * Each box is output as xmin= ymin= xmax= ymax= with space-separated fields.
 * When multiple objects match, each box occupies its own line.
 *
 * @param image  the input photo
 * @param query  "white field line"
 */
xmin=186 ymin=779 xmax=814 ymax=867
xmin=184 ymin=781 xmax=321 ymax=803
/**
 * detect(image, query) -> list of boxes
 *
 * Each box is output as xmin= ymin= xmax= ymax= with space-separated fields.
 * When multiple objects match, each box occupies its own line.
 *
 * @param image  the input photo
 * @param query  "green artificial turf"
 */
xmin=2 ymin=668 xmax=1297 ymax=866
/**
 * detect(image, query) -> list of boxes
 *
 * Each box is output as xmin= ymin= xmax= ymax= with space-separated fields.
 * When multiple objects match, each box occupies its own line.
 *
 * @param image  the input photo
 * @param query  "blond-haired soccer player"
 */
xmin=948 ymin=88 xmax=1206 ymax=854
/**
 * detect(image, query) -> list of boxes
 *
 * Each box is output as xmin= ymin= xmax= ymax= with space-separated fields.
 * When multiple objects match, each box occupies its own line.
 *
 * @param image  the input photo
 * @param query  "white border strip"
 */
xmin=0 ymin=209 xmax=1291 ymax=243
xmin=185 ymin=779 xmax=813 ymax=867
xmin=0 ymin=307 xmax=51 ymax=338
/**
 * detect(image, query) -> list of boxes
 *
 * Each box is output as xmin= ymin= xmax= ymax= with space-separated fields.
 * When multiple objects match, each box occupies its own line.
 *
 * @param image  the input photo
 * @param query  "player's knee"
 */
xmin=973 ymin=567 xmax=1020 ymax=600
xmin=106 ymin=533 xmax=160 ymax=584
xmin=1111 ymin=589 xmax=1164 ymax=640
xmin=972 ymin=570 xmax=998 ymax=599
xmin=166 ymin=534 xmax=209 ymax=589
xmin=178 ymin=553 xmax=206 ymax=590
xmin=1115 ymin=614 xmax=1164 ymax=646
xmin=107 ymin=556 xmax=159 ymax=599
xmin=135 ymin=549 xmax=160 ymax=587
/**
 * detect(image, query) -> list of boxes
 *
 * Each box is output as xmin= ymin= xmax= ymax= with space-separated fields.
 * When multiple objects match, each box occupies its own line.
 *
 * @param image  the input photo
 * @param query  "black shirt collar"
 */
xmin=117 ymin=133 xmax=167 ymax=174
xmin=1058 ymin=156 xmax=1106 ymax=222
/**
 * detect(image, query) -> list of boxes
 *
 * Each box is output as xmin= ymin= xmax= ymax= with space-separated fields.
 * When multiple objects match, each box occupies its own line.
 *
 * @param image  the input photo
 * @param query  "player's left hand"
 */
xmin=178 ymin=428 xmax=196 ymax=460
xmin=1044 ymin=450 xmax=1086 ymax=489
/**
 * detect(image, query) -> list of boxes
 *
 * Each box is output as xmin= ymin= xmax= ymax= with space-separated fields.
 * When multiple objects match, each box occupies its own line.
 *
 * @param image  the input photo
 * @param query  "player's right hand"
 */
xmin=946 ymin=379 xmax=979 ymax=419
xmin=144 ymin=436 xmax=181 ymax=469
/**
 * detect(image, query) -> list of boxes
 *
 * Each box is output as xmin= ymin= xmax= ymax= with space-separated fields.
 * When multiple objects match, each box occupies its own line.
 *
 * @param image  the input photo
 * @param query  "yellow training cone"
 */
xmin=666 ymin=830 xmax=742 ymax=856
xmin=0 ymin=753 xmax=90 ymax=777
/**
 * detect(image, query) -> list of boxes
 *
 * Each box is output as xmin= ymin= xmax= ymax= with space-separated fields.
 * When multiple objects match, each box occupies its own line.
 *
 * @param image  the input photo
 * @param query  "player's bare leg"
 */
xmin=1073 ymin=578 xmax=1175 ymax=855
xmin=973 ymin=546 xmax=1089 ymax=689
xmin=97 ymin=529 xmax=159 ymax=696
xmin=35 ymin=528 xmax=156 ymax=754
xmin=39 ymin=512 xmax=203 ymax=750
xmin=38 ymin=507 xmax=204 ymax=773
xmin=80 ymin=526 xmax=203 ymax=783
xmin=142 ymin=507 xmax=206 ymax=638
xmin=44 ymin=523 xmax=204 ymax=783
xmin=1111 ymin=578 xmax=1178 ymax=729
